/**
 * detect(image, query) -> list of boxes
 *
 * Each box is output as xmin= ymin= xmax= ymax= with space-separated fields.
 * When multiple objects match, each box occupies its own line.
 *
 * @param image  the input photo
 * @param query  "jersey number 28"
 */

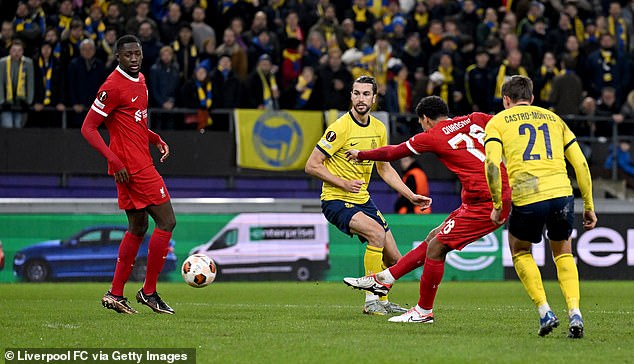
xmin=447 ymin=124 xmax=486 ymax=162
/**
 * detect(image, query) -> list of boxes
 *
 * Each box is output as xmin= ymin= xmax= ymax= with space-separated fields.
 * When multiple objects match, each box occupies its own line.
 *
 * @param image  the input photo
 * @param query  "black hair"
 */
xmin=115 ymin=35 xmax=141 ymax=53
xmin=415 ymin=96 xmax=449 ymax=120
xmin=353 ymin=75 xmax=377 ymax=95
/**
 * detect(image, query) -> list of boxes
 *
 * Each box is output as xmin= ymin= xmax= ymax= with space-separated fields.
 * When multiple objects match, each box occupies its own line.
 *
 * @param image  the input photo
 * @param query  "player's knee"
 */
xmin=158 ymin=218 xmax=176 ymax=232
xmin=129 ymin=224 xmax=148 ymax=236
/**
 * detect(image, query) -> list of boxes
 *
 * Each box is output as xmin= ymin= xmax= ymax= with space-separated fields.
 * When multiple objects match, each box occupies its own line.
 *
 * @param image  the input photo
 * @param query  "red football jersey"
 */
xmin=406 ymin=112 xmax=511 ymax=204
xmin=90 ymin=66 xmax=151 ymax=175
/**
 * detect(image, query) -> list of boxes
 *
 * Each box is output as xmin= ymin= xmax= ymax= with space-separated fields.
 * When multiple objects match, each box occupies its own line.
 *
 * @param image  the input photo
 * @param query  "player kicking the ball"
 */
xmin=305 ymin=76 xmax=431 ymax=315
xmin=344 ymin=96 xmax=511 ymax=323
xmin=82 ymin=35 xmax=176 ymax=314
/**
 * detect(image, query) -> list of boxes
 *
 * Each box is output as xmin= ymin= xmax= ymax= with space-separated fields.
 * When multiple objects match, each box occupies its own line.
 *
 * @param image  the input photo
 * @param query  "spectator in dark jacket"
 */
xmin=138 ymin=20 xmax=163 ymax=78
xmin=464 ymin=47 xmax=494 ymax=113
xmin=318 ymin=48 xmax=352 ymax=111
xmin=585 ymin=33 xmax=629 ymax=101
xmin=549 ymin=54 xmax=583 ymax=117
xmin=66 ymin=38 xmax=105 ymax=128
xmin=210 ymin=53 xmax=241 ymax=109
xmin=159 ymin=3 xmax=182 ymax=45
xmin=149 ymin=46 xmax=180 ymax=129
xmin=595 ymin=87 xmax=623 ymax=138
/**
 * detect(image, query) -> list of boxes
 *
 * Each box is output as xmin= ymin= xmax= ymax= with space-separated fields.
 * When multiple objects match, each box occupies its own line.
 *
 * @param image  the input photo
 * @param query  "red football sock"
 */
xmin=389 ymin=241 xmax=428 ymax=280
xmin=110 ymin=232 xmax=144 ymax=296
xmin=143 ymin=228 xmax=172 ymax=295
xmin=418 ymin=257 xmax=445 ymax=310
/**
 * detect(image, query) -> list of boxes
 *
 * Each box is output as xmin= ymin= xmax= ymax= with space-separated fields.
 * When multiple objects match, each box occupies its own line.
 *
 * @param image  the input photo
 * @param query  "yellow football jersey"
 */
xmin=316 ymin=111 xmax=387 ymax=204
xmin=484 ymin=105 xmax=577 ymax=206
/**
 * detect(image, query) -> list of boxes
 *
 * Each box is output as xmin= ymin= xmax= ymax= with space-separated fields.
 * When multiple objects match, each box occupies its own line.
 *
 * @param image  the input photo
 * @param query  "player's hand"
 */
xmin=345 ymin=149 xmax=360 ymax=162
xmin=490 ymin=207 xmax=506 ymax=225
xmin=583 ymin=210 xmax=597 ymax=230
xmin=113 ymin=167 xmax=129 ymax=183
xmin=342 ymin=179 xmax=365 ymax=193
xmin=410 ymin=194 xmax=432 ymax=210
xmin=157 ymin=142 xmax=170 ymax=163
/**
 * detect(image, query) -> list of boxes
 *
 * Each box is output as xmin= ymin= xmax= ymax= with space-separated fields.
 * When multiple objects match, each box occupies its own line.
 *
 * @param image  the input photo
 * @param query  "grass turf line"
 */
xmin=1 ymin=281 xmax=633 ymax=364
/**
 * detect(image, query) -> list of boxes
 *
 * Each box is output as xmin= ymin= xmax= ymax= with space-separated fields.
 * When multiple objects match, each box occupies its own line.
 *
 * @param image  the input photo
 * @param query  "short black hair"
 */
xmin=353 ymin=75 xmax=377 ymax=95
xmin=415 ymin=96 xmax=449 ymax=120
xmin=115 ymin=35 xmax=141 ymax=53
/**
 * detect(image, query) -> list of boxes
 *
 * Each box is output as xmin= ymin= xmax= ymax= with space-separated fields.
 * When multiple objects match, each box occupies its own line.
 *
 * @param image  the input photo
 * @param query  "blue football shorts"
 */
xmin=508 ymin=195 xmax=575 ymax=243
xmin=321 ymin=198 xmax=389 ymax=242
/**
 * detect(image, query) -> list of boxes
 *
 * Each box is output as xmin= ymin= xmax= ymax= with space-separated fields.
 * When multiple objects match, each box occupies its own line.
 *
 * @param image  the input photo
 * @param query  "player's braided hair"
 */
xmin=114 ymin=35 xmax=141 ymax=53
xmin=415 ymin=96 xmax=449 ymax=120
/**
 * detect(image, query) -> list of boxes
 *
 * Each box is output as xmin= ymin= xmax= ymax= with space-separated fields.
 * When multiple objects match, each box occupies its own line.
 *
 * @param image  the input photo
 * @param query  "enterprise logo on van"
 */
xmin=250 ymin=226 xmax=316 ymax=240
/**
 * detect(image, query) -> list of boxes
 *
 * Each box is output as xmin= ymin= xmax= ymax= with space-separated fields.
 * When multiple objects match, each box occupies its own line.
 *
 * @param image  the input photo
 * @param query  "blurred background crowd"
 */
xmin=0 ymin=0 xmax=633 ymax=133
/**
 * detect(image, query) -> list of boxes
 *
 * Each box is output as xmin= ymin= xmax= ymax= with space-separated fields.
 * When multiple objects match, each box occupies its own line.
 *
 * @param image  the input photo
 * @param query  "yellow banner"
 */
xmin=235 ymin=109 xmax=324 ymax=171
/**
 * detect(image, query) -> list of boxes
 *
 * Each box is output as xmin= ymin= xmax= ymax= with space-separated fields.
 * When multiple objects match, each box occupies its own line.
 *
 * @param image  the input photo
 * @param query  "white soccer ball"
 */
xmin=181 ymin=254 xmax=217 ymax=288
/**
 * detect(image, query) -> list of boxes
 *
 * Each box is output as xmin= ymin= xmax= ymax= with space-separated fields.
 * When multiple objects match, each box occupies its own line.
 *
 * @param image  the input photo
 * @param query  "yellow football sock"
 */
xmin=365 ymin=245 xmax=384 ymax=300
xmin=513 ymin=251 xmax=548 ymax=307
xmin=554 ymin=253 xmax=580 ymax=311
xmin=379 ymin=262 xmax=388 ymax=302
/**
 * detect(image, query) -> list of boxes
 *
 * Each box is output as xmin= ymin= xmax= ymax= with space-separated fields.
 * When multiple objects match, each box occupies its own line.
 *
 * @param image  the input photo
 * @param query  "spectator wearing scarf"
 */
xmin=586 ymin=33 xmax=627 ymax=100
xmin=0 ymin=40 xmax=34 ymax=128
xmin=493 ymin=49 xmax=528 ymax=111
xmin=245 ymin=54 xmax=279 ymax=110
xmin=280 ymin=38 xmax=303 ymax=90
xmin=383 ymin=59 xmax=411 ymax=114
xmin=31 ymin=41 xmax=65 ymax=127
xmin=427 ymin=53 xmax=465 ymax=113
xmin=85 ymin=4 xmax=106 ymax=41
xmin=533 ymin=51 xmax=560 ymax=109
xmin=179 ymin=63 xmax=213 ymax=129
xmin=607 ymin=2 xmax=629 ymax=54
xmin=283 ymin=65 xmax=321 ymax=110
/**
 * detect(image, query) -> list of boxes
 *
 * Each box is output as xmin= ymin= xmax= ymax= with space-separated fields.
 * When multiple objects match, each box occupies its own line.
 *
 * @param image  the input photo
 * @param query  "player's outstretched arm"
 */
xmin=354 ymin=142 xmax=412 ymax=162
xmin=305 ymin=148 xmax=365 ymax=193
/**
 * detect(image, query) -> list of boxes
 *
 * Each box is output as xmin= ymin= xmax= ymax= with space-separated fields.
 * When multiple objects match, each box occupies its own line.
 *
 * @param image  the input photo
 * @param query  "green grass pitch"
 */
xmin=1 ymin=281 xmax=633 ymax=363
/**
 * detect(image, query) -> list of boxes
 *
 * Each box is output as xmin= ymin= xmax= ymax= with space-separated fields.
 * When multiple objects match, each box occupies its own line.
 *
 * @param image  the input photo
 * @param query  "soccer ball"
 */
xmin=181 ymin=254 xmax=217 ymax=288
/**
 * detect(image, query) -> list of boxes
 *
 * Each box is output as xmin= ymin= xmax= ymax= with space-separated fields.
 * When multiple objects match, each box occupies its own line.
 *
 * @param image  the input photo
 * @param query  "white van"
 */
xmin=190 ymin=213 xmax=330 ymax=281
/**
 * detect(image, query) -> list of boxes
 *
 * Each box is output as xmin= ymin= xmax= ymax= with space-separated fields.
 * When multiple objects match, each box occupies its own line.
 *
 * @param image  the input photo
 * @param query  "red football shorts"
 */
xmin=116 ymin=166 xmax=170 ymax=210
xmin=435 ymin=199 xmax=511 ymax=251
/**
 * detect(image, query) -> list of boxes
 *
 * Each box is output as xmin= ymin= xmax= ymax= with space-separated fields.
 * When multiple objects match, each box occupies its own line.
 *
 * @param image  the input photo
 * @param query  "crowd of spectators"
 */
xmin=0 ymin=0 xmax=633 ymax=132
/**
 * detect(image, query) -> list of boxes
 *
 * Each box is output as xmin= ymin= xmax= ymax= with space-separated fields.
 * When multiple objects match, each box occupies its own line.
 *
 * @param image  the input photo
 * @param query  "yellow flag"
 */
xmin=235 ymin=109 xmax=324 ymax=171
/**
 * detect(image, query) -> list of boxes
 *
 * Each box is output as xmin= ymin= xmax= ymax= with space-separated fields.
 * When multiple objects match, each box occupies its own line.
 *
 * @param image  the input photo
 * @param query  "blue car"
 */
xmin=13 ymin=225 xmax=177 ymax=282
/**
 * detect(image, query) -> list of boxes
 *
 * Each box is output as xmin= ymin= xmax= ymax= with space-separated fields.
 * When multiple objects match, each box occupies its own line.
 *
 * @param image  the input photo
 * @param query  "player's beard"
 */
xmin=353 ymin=103 xmax=370 ymax=116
